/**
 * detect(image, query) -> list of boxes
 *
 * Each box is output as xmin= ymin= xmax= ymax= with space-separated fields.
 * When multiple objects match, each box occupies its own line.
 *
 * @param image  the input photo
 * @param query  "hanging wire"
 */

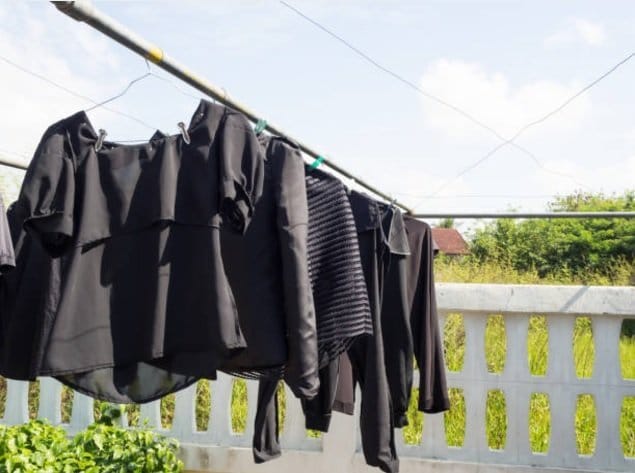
xmin=417 ymin=51 xmax=635 ymax=205
xmin=278 ymin=0 xmax=590 ymax=190
xmin=85 ymin=72 xmax=151 ymax=112
xmin=392 ymin=192 xmax=569 ymax=199
xmin=0 ymin=53 xmax=207 ymax=147
xmin=0 ymin=54 xmax=159 ymax=133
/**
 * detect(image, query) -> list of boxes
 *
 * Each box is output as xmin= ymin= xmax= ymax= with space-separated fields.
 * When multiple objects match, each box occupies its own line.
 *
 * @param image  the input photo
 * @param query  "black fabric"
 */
xmin=0 ymin=100 xmax=265 ymax=404
xmin=304 ymin=166 xmax=372 ymax=366
xmin=0 ymin=196 xmax=15 ymax=274
xmin=302 ymin=356 xmax=340 ymax=431
xmin=403 ymin=217 xmax=449 ymax=413
xmin=253 ymin=380 xmax=281 ymax=463
xmin=220 ymin=135 xmax=319 ymax=399
xmin=252 ymin=163 xmax=374 ymax=462
xmin=254 ymin=192 xmax=405 ymax=472
xmin=380 ymin=245 xmax=412 ymax=427
xmin=337 ymin=191 xmax=403 ymax=473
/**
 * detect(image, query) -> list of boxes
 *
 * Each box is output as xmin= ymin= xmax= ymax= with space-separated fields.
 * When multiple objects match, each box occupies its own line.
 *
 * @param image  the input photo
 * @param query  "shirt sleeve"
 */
xmin=271 ymin=138 xmax=319 ymax=400
xmin=217 ymin=109 xmax=265 ymax=234
xmin=18 ymin=124 xmax=75 ymax=256
xmin=411 ymin=223 xmax=450 ymax=413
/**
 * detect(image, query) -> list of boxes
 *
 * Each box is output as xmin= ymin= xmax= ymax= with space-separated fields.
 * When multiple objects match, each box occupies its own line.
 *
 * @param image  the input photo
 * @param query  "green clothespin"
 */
xmin=254 ymin=119 xmax=267 ymax=134
xmin=310 ymin=155 xmax=325 ymax=169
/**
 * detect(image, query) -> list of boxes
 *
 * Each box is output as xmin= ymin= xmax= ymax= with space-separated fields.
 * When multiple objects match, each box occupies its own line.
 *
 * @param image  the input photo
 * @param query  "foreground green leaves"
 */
xmin=0 ymin=419 xmax=183 ymax=473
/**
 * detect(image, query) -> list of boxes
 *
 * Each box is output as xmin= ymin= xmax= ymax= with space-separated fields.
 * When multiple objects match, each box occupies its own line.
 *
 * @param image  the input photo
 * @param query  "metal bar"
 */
xmin=411 ymin=212 xmax=635 ymax=219
xmin=48 ymin=0 xmax=413 ymax=213
xmin=0 ymin=155 xmax=29 ymax=171
xmin=1 ymin=152 xmax=632 ymax=219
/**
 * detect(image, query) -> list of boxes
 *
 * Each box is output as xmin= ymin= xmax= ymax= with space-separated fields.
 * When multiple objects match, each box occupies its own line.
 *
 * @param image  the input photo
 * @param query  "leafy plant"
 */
xmin=69 ymin=422 xmax=183 ymax=473
xmin=468 ymin=191 xmax=635 ymax=283
xmin=0 ymin=420 xmax=71 ymax=473
xmin=0 ymin=416 xmax=183 ymax=473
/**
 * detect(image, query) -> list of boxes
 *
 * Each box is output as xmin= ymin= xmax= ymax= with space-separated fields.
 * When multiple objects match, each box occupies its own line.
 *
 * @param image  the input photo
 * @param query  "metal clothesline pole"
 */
xmin=0 ymin=2 xmax=630 ymax=221
xmin=1 ymin=150 xmax=632 ymax=219
xmin=411 ymin=211 xmax=635 ymax=219
xmin=46 ymin=0 xmax=414 ymax=213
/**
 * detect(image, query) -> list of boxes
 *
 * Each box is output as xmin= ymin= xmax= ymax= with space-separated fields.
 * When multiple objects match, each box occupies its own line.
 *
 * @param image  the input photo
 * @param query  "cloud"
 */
xmin=532 ymin=156 xmax=635 ymax=196
xmin=419 ymin=59 xmax=591 ymax=139
xmin=0 ymin=2 xmax=130 ymax=161
xmin=545 ymin=18 xmax=606 ymax=47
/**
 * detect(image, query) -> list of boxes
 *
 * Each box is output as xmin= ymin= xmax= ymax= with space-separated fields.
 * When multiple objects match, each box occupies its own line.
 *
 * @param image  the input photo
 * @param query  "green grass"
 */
xmin=434 ymin=257 xmax=634 ymax=286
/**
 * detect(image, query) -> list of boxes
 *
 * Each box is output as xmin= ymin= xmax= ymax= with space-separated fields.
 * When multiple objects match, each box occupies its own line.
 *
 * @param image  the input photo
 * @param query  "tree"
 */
xmin=437 ymin=217 xmax=455 ymax=229
xmin=469 ymin=191 xmax=635 ymax=282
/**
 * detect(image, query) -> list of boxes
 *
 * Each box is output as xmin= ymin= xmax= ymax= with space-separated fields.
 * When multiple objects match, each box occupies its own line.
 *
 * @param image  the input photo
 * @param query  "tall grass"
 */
xmin=434 ymin=256 xmax=634 ymax=286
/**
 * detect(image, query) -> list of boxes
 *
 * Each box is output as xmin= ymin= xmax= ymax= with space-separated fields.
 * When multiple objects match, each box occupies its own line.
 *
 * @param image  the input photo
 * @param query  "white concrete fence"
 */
xmin=1 ymin=283 xmax=633 ymax=473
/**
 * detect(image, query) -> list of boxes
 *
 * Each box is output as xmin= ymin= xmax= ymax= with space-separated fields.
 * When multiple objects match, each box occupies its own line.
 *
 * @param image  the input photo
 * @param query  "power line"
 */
xmin=392 ymin=192 xmax=566 ymax=199
xmin=0 ymin=55 xmax=161 ymax=133
xmin=0 ymin=54 xmax=205 ymax=138
xmin=278 ymin=0 xmax=589 ymax=190
xmin=419 ymin=51 xmax=635 ymax=206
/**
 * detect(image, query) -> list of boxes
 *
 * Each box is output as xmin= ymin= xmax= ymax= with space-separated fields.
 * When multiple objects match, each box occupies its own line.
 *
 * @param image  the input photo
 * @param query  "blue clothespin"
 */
xmin=310 ymin=155 xmax=325 ymax=169
xmin=254 ymin=119 xmax=267 ymax=134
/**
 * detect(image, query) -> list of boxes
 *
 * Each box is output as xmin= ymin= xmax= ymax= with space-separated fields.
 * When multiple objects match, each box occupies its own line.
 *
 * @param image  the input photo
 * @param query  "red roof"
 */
xmin=431 ymin=228 xmax=469 ymax=255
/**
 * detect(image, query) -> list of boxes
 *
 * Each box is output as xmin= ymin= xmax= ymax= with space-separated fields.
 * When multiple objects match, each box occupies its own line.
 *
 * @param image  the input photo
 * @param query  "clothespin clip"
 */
xmin=310 ymin=155 xmax=325 ymax=169
xmin=254 ymin=119 xmax=267 ymax=135
xmin=389 ymin=196 xmax=397 ymax=209
xmin=95 ymin=129 xmax=107 ymax=152
xmin=177 ymin=122 xmax=191 ymax=144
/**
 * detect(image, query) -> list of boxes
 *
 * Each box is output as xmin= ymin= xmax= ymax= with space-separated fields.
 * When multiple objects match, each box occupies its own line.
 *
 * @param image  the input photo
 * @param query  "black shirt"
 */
xmin=220 ymin=135 xmax=319 ymax=400
xmin=0 ymin=99 xmax=265 ymax=403
xmin=305 ymin=166 xmax=373 ymax=366
xmin=402 ymin=216 xmax=449 ymax=413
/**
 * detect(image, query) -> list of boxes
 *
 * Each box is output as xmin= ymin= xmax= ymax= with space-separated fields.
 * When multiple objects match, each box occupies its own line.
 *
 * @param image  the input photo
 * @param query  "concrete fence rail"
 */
xmin=1 ymin=283 xmax=634 ymax=473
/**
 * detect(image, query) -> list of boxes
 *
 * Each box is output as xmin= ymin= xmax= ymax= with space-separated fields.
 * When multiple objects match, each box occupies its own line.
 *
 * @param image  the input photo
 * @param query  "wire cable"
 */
xmin=392 ymin=192 xmax=568 ymax=199
xmin=0 ymin=55 xmax=162 ymax=133
xmin=278 ymin=0 xmax=588 ymax=190
xmin=419 ymin=51 xmax=635 ymax=206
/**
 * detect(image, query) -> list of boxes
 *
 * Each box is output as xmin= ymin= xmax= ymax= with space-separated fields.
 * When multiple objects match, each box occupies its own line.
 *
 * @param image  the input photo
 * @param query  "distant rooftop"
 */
xmin=431 ymin=228 xmax=469 ymax=255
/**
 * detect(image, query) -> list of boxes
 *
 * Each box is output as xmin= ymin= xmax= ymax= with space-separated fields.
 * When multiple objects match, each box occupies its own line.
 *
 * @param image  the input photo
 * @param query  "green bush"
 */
xmin=468 ymin=191 xmax=635 ymax=283
xmin=0 ymin=417 xmax=183 ymax=473
xmin=0 ymin=420 xmax=70 ymax=473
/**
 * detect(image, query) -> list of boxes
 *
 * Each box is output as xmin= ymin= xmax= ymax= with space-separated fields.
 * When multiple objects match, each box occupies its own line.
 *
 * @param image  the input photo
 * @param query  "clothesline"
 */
xmin=0 ymin=1 xmax=632 ymax=221
xmin=49 ymin=0 xmax=413 ymax=214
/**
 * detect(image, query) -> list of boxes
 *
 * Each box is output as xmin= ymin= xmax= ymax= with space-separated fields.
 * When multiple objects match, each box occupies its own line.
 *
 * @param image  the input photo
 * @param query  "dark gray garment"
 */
xmin=252 ymin=192 xmax=406 ymax=472
xmin=0 ymin=100 xmax=265 ymax=403
xmin=251 ymin=164 xmax=373 ymax=462
xmin=0 ymin=196 xmax=15 ymax=274
xmin=379 ymin=229 xmax=412 ymax=427
xmin=220 ymin=135 xmax=319 ymax=400
xmin=304 ymin=166 xmax=372 ymax=365
xmin=402 ymin=217 xmax=449 ymax=413
xmin=336 ymin=191 xmax=407 ymax=473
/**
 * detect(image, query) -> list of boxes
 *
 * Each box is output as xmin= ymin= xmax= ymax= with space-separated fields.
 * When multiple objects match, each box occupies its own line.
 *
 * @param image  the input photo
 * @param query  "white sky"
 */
xmin=0 ymin=0 xmax=634 ymax=229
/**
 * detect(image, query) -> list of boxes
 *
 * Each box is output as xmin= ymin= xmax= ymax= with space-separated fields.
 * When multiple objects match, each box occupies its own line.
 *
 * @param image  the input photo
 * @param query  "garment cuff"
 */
xmin=305 ymin=413 xmax=332 ymax=432
xmin=253 ymin=447 xmax=281 ymax=464
xmin=418 ymin=395 xmax=451 ymax=414
xmin=221 ymin=180 xmax=254 ymax=234
xmin=332 ymin=399 xmax=354 ymax=416
xmin=23 ymin=211 xmax=73 ymax=256
xmin=394 ymin=410 xmax=409 ymax=428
